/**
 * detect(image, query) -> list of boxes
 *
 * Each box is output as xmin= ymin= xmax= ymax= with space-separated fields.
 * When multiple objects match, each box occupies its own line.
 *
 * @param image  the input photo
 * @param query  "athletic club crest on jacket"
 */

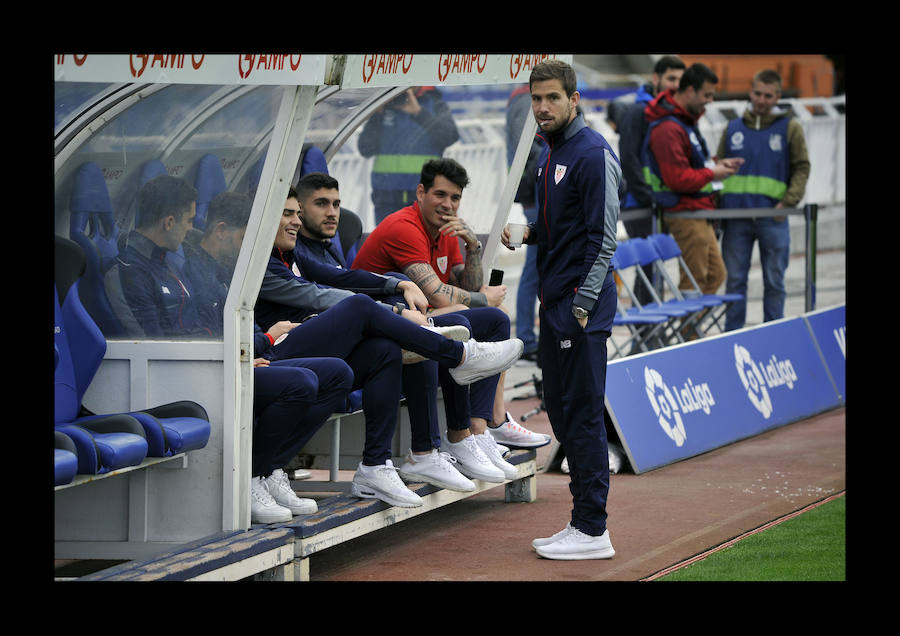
xmin=554 ymin=163 xmax=567 ymax=184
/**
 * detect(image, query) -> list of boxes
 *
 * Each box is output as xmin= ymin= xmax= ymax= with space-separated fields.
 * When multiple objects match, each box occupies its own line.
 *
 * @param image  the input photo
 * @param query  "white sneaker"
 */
xmin=531 ymin=523 xmax=574 ymax=551
xmin=265 ymin=468 xmax=317 ymax=515
xmin=535 ymin=527 xmax=615 ymax=560
xmin=474 ymin=432 xmax=518 ymax=480
xmin=398 ymin=449 xmax=476 ymax=492
xmin=489 ymin=412 xmax=551 ymax=448
xmin=250 ymin=476 xmax=292 ymax=524
xmin=351 ymin=460 xmax=424 ymax=507
xmin=443 ymin=433 xmax=506 ymax=482
xmin=403 ymin=324 xmax=471 ymax=364
xmin=448 ymin=338 xmax=524 ymax=385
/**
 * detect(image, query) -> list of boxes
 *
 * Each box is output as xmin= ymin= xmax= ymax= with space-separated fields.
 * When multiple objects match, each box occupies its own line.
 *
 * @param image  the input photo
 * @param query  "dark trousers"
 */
xmin=268 ymin=294 xmax=465 ymax=465
xmin=538 ymin=271 xmax=617 ymax=537
xmin=253 ymin=358 xmax=353 ymax=477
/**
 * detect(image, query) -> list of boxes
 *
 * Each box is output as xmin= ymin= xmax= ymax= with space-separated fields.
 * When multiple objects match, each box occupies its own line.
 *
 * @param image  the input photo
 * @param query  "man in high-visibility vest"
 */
xmin=717 ymin=69 xmax=811 ymax=330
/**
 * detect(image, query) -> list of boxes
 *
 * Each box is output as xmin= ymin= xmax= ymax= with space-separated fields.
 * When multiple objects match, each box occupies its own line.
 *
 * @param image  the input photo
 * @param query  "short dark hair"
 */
xmin=679 ymin=63 xmax=719 ymax=93
xmin=137 ymin=175 xmax=197 ymax=229
xmin=654 ymin=55 xmax=685 ymax=76
xmin=420 ymin=157 xmax=470 ymax=192
xmin=753 ymin=69 xmax=783 ymax=92
xmin=529 ymin=59 xmax=578 ymax=97
xmin=205 ymin=191 xmax=252 ymax=233
xmin=295 ymin=172 xmax=339 ymax=202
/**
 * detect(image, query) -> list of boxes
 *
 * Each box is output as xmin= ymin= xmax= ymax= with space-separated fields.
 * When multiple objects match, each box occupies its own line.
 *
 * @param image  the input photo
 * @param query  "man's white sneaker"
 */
xmin=474 ymin=432 xmax=518 ymax=480
xmin=250 ymin=476 xmax=292 ymax=524
xmin=489 ymin=412 xmax=552 ymax=448
xmin=403 ymin=324 xmax=471 ymax=364
xmin=351 ymin=460 xmax=423 ymax=507
xmin=443 ymin=434 xmax=506 ymax=482
xmin=398 ymin=449 xmax=476 ymax=492
xmin=535 ymin=527 xmax=615 ymax=560
xmin=531 ymin=523 xmax=574 ymax=551
xmin=448 ymin=338 xmax=524 ymax=385
xmin=265 ymin=468 xmax=317 ymax=515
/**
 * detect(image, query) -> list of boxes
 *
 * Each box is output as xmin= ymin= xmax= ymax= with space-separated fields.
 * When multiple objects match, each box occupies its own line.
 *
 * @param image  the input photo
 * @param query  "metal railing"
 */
xmin=620 ymin=203 xmax=820 ymax=311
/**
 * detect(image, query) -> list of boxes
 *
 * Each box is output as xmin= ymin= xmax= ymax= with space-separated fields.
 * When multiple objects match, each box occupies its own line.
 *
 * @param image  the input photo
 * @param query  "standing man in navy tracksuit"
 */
xmin=502 ymin=59 xmax=621 ymax=560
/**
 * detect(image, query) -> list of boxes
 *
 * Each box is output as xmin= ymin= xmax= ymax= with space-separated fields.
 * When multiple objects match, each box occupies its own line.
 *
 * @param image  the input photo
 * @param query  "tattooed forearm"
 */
xmin=404 ymin=262 xmax=472 ymax=307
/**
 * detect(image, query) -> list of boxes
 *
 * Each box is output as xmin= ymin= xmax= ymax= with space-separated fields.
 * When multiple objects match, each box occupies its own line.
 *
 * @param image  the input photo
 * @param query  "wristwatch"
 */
xmin=393 ymin=301 xmax=407 ymax=315
xmin=571 ymin=305 xmax=589 ymax=320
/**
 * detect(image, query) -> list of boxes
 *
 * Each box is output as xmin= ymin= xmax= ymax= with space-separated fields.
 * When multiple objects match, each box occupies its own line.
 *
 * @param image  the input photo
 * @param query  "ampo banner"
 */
xmin=605 ymin=312 xmax=843 ymax=474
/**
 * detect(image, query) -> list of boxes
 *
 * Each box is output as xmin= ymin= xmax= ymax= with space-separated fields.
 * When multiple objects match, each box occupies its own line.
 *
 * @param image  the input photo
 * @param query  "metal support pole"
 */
xmin=804 ymin=203 xmax=818 ymax=312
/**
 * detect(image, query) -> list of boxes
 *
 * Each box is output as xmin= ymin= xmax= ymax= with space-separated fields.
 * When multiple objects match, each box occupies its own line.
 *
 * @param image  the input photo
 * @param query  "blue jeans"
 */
xmin=721 ymin=217 xmax=791 ymax=331
xmin=515 ymin=206 xmax=539 ymax=353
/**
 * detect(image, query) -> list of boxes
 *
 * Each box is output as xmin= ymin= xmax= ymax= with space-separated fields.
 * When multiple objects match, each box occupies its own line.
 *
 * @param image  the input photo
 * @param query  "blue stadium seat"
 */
xmin=55 ymin=237 xmax=211 ymax=470
xmin=55 ymin=421 xmax=80 ymax=486
xmin=55 ymin=280 xmax=149 ymax=474
xmin=194 ymin=154 xmax=227 ymax=231
xmin=68 ymin=161 xmax=129 ymax=337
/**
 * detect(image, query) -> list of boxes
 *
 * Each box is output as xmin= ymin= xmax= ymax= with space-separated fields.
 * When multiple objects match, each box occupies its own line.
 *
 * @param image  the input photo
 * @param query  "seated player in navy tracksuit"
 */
xmin=255 ymin=185 xmax=525 ymax=506
xmin=290 ymin=174 xmax=518 ymax=487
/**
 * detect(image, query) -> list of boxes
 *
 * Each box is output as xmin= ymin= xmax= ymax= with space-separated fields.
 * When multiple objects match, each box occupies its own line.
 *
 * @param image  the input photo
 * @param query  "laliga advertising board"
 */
xmin=605 ymin=307 xmax=845 ymax=474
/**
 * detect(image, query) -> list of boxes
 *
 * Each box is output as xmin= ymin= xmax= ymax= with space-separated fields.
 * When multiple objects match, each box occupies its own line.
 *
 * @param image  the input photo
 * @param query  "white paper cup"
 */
xmin=507 ymin=223 xmax=526 ymax=247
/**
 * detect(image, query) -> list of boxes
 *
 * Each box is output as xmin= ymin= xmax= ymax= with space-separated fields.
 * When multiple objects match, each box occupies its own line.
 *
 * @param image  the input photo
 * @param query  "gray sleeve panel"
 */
xmin=258 ymin=271 xmax=355 ymax=314
xmin=575 ymin=147 xmax=621 ymax=312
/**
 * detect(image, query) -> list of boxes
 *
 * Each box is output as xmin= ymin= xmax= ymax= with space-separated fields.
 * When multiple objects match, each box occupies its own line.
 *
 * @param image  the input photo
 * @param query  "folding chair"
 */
xmin=611 ymin=242 xmax=691 ymax=347
xmin=609 ymin=310 xmax=670 ymax=359
xmin=627 ymin=238 xmax=714 ymax=340
xmin=646 ymin=233 xmax=744 ymax=335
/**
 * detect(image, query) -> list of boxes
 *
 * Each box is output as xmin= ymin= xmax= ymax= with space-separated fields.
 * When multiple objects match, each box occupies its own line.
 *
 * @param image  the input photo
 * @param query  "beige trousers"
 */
xmin=664 ymin=216 xmax=726 ymax=295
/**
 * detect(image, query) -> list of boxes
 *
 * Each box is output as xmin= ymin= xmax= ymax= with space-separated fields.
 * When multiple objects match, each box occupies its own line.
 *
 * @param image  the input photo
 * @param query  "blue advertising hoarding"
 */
xmin=803 ymin=304 xmax=846 ymax=404
xmin=605 ymin=310 xmax=844 ymax=474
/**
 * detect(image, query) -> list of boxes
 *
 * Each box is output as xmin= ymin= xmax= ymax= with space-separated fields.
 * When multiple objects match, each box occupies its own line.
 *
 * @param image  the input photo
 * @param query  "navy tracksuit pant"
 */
xmin=267 ymin=294 xmax=464 ymax=465
xmin=538 ymin=270 xmax=617 ymax=537
xmin=401 ymin=307 xmax=510 ymax=452
xmin=252 ymin=357 xmax=353 ymax=477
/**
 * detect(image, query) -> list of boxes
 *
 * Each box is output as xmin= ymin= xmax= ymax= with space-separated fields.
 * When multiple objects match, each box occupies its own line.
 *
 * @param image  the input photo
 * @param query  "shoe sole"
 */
xmin=283 ymin=502 xmax=317 ymax=515
xmin=351 ymin=482 xmax=423 ymax=508
xmin=449 ymin=340 xmax=524 ymax=385
xmin=535 ymin=547 xmax=615 ymax=560
xmin=398 ymin=470 xmax=476 ymax=492
xmin=452 ymin=464 xmax=506 ymax=483
xmin=489 ymin=434 xmax=552 ymax=449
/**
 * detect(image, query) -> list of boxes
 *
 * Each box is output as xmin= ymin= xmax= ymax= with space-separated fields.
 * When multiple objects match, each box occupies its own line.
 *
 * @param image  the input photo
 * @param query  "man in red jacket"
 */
xmin=641 ymin=63 xmax=743 ymax=295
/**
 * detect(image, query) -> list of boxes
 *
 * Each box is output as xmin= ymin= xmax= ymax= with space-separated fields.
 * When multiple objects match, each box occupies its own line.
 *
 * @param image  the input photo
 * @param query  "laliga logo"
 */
xmin=733 ymin=343 xmax=797 ymax=419
xmin=734 ymin=343 xmax=772 ymax=418
xmin=644 ymin=367 xmax=687 ymax=447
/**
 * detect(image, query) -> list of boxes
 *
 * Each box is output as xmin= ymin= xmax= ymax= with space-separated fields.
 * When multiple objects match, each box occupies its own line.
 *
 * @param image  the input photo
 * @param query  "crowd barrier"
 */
xmin=605 ymin=304 xmax=845 ymax=474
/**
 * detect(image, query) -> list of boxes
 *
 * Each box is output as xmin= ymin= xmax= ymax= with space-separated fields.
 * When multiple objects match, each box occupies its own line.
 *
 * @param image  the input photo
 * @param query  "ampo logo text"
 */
xmin=644 ymin=366 xmax=715 ymax=447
